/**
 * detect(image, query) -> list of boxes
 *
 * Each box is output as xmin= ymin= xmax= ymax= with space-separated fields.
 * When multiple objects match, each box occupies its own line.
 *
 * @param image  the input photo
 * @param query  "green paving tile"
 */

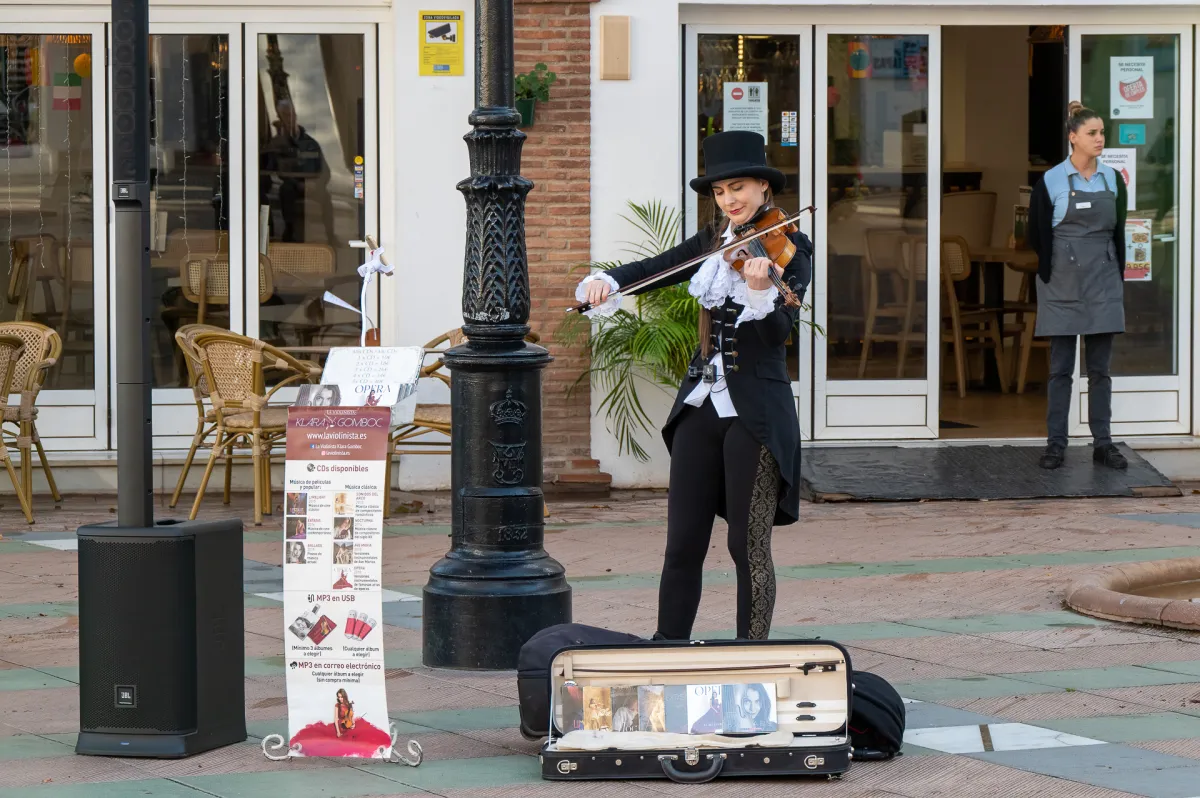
xmin=1039 ymin=712 xmax=1200 ymax=743
xmin=0 ymin=667 xmax=76 ymax=691
xmin=245 ymin=656 xmax=283 ymax=677
xmin=384 ymin=649 xmax=423 ymax=669
xmin=0 ymin=540 xmax=43 ymax=554
xmin=0 ymin=602 xmax=77 ymax=619
xmin=897 ymin=675 xmax=1064 ymax=702
xmin=775 ymin=620 xmax=949 ymax=641
xmin=182 ymin=768 xmax=410 ymax=798
xmin=393 ymin=705 xmax=518 ymax=733
xmin=1144 ymin=659 xmax=1200 ymax=678
xmin=363 ymin=754 xmax=538 ymax=792
xmin=775 ymin=546 xmax=1200 ymax=582
xmin=384 ymin=524 xmax=451 ymax=537
xmin=2 ymin=779 xmax=210 ymax=797
xmin=0 ymin=733 xmax=76 ymax=760
xmin=1009 ymin=664 xmax=1200 ymax=691
xmin=243 ymin=593 xmax=281 ymax=609
xmin=903 ymin=611 xmax=1107 ymax=635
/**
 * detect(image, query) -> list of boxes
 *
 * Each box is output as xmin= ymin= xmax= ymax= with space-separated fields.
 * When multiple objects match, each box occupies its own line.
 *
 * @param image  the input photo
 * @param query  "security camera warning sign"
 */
xmin=419 ymin=11 xmax=464 ymax=76
xmin=282 ymin=406 xmax=392 ymax=758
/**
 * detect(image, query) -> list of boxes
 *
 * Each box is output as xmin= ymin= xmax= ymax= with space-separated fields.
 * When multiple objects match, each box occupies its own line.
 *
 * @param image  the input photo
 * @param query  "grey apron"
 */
xmin=1035 ymin=171 xmax=1126 ymax=337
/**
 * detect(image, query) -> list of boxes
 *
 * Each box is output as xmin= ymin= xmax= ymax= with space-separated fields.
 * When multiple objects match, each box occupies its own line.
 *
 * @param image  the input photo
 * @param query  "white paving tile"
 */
xmin=26 ymin=538 xmax=78 ymax=551
xmin=904 ymin=723 xmax=1105 ymax=755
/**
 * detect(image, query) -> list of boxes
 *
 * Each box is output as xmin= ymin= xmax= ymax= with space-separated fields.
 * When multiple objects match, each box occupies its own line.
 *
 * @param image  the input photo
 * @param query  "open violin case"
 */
xmin=539 ymin=639 xmax=853 ymax=783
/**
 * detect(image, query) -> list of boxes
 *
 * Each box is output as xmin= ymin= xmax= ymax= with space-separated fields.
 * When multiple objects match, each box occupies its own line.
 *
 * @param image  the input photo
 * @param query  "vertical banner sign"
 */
xmin=1099 ymin=148 xmax=1138 ymax=211
xmin=1124 ymin=218 xmax=1153 ymax=282
xmin=723 ymin=82 xmax=768 ymax=140
xmin=419 ymin=10 xmax=464 ymax=76
xmin=283 ymin=406 xmax=393 ymax=758
xmin=1111 ymin=57 xmax=1154 ymax=119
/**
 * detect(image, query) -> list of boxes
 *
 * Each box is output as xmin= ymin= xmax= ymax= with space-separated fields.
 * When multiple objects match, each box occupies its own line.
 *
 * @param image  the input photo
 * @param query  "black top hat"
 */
xmin=689 ymin=130 xmax=786 ymax=197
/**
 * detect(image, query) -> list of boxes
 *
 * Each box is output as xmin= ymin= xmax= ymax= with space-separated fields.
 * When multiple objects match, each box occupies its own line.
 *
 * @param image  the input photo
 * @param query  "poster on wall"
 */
xmin=282 ymin=405 xmax=394 ymax=758
xmin=1111 ymin=57 xmax=1154 ymax=119
xmin=306 ymin=347 xmax=423 ymax=425
xmin=1099 ymin=148 xmax=1137 ymax=211
xmin=419 ymin=11 xmax=464 ymax=76
xmin=1124 ymin=218 xmax=1153 ymax=282
xmin=723 ymin=82 xmax=768 ymax=140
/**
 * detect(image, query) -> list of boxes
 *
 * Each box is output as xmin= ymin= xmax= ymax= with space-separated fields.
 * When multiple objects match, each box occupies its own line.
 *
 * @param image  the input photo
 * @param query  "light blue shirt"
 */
xmin=1043 ymin=158 xmax=1119 ymax=227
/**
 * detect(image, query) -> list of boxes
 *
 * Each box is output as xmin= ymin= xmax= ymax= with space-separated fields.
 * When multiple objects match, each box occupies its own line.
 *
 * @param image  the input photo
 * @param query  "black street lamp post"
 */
xmin=421 ymin=0 xmax=571 ymax=669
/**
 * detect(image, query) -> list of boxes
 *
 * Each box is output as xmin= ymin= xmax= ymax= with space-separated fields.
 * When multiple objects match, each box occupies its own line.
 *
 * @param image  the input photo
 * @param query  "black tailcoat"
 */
xmin=605 ymin=223 xmax=812 ymax=526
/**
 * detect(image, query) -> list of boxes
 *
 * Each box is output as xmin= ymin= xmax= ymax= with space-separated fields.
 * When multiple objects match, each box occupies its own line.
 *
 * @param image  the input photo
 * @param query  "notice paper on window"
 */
xmin=723 ymin=82 xmax=768 ymax=140
xmin=1124 ymin=218 xmax=1152 ymax=282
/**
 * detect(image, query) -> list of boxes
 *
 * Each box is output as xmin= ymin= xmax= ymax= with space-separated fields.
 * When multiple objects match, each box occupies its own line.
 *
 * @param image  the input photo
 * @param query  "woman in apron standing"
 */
xmin=1028 ymin=101 xmax=1128 ymax=470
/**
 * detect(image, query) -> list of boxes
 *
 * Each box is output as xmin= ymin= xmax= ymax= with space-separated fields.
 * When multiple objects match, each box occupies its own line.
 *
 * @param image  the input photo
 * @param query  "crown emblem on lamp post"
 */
xmin=489 ymin=388 xmax=527 ymax=426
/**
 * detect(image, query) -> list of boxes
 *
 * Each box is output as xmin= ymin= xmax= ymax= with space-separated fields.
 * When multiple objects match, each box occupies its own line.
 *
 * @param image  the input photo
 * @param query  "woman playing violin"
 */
xmin=575 ymin=130 xmax=812 ymax=641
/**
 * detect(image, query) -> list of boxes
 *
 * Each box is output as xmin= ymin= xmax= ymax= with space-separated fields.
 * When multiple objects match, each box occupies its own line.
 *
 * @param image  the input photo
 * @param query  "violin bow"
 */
xmin=567 ymin=205 xmax=816 ymax=315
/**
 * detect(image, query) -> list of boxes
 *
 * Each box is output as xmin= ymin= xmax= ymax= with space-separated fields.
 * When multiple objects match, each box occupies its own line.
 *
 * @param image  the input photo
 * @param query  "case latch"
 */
xmin=684 ymin=747 xmax=700 ymax=766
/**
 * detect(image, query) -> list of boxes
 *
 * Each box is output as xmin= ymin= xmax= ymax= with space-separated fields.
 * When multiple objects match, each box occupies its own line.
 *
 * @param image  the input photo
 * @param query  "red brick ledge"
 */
xmin=1064 ymin=557 xmax=1200 ymax=631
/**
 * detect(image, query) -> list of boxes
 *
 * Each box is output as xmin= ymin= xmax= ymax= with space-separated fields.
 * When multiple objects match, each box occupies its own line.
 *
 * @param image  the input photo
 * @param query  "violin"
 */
xmin=725 ymin=206 xmax=805 ymax=309
xmin=567 ymin=205 xmax=815 ymax=315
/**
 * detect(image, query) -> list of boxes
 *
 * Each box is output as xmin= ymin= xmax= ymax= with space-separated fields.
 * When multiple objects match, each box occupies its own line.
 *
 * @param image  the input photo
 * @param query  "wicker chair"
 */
xmin=384 ymin=327 xmax=542 ymax=518
xmin=168 ymin=323 xmax=226 ymax=509
xmin=188 ymin=330 xmax=321 ymax=525
xmin=0 ymin=322 xmax=62 ymax=511
xmin=0 ymin=333 xmax=34 ymax=523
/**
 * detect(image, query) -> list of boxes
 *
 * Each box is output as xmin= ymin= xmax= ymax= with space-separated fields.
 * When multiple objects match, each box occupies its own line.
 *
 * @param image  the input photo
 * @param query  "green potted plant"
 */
xmin=558 ymin=201 xmax=822 ymax=462
xmin=514 ymin=62 xmax=557 ymax=127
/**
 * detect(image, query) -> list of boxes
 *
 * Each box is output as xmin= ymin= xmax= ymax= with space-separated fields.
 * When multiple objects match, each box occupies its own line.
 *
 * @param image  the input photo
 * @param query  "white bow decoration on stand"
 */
xmin=323 ymin=236 xmax=394 ymax=346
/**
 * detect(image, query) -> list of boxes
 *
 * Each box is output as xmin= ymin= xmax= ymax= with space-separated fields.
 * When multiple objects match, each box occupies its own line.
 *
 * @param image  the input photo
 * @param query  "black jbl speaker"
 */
xmin=76 ymin=519 xmax=246 ymax=757
xmin=111 ymin=0 xmax=149 ymax=184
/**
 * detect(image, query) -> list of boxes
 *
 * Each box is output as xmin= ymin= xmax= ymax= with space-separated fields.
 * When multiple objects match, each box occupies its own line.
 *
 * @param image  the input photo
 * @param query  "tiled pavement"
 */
xmin=3 ymin=489 xmax=1200 ymax=796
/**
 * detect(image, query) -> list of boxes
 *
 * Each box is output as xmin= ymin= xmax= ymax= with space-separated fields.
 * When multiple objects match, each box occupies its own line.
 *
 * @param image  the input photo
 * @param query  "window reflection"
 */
xmin=257 ymin=33 xmax=365 ymax=361
xmin=151 ymin=34 xmax=231 ymax=388
xmin=0 ymin=34 xmax=96 ymax=390
xmin=696 ymin=33 xmax=801 ymax=379
xmin=1081 ymin=34 xmax=1179 ymax=377
xmin=825 ymin=34 xmax=930 ymax=380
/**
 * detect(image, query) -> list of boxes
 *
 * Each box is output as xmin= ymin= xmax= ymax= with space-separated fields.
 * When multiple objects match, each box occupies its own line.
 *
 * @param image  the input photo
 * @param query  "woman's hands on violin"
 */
xmin=742 ymin=257 xmax=783 ymax=291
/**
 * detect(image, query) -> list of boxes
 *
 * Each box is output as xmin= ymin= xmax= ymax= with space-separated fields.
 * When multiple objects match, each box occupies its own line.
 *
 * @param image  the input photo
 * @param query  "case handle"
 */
xmin=657 ymin=753 xmax=726 ymax=783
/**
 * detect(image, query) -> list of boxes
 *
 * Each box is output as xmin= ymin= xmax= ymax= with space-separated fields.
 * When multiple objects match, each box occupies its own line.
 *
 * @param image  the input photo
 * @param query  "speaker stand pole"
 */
xmin=112 ymin=0 xmax=153 ymax=528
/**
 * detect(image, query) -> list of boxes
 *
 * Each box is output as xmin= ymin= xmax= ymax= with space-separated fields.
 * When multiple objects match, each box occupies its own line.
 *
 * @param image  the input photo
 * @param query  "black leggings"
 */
xmin=657 ymin=399 xmax=781 ymax=640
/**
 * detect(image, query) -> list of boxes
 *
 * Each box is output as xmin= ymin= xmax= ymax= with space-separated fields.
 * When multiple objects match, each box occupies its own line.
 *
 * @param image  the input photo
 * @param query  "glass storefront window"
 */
xmin=1080 ymin=33 xmax=1180 ymax=377
xmin=256 ymin=33 xmax=365 ymax=362
xmin=1 ymin=33 xmax=96 ymax=390
xmin=151 ymin=33 xmax=231 ymax=389
xmin=696 ymin=33 xmax=801 ymax=378
xmin=825 ymin=34 xmax=931 ymax=381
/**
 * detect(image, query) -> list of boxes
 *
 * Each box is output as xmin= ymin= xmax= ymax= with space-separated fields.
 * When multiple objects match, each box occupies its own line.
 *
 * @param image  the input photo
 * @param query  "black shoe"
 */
xmin=651 ymin=631 xmax=669 ymax=642
xmin=1094 ymin=444 xmax=1128 ymax=470
xmin=1039 ymin=445 xmax=1065 ymax=470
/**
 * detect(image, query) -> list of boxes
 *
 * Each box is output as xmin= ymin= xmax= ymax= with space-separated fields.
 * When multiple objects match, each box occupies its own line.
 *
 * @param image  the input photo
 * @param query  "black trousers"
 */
xmin=1047 ymin=333 xmax=1114 ymax=449
xmin=657 ymin=397 xmax=782 ymax=641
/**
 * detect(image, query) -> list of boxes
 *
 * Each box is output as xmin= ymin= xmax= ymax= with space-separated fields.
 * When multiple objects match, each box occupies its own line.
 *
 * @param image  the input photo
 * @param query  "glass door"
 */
xmin=245 ymin=23 xmax=378 ymax=378
xmin=814 ymin=27 xmax=941 ymax=439
xmin=143 ymin=24 xmax=243 ymax=448
xmin=1068 ymin=26 xmax=1193 ymax=436
xmin=683 ymin=24 xmax=813 ymax=437
xmin=2 ymin=25 xmax=108 ymax=450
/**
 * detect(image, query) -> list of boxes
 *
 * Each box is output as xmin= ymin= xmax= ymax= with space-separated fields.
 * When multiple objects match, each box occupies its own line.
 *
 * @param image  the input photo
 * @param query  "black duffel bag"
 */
xmin=849 ymin=670 xmax=906 ymax=760
xmin=517 ymin=623 xmax=646 ymax=739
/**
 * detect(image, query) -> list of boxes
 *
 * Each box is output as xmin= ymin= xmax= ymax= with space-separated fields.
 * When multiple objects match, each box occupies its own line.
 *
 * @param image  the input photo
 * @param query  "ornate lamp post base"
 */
xmin=423 ymin=336 xmax=570 ymax=669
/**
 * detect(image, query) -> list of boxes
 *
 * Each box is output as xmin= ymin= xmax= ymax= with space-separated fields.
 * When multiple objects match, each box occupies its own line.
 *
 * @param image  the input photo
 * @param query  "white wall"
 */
xmin=387 ymin=0 xmax=477 ymax=488
xmin=589 ymin=0 xmax=683 ymax=488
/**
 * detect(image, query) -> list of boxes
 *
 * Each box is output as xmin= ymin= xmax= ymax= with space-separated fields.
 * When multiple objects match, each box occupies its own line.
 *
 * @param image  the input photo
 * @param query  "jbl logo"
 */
xmin=114 ymin=685 xmax=137 ymax=708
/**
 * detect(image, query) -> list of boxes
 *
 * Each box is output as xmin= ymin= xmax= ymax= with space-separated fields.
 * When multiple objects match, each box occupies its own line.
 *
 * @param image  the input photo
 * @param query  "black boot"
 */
xmin=1094 ymin=443 xmax=1128 ymax=470
xmin=1039 ymin=444 xmax=1065 ymax=470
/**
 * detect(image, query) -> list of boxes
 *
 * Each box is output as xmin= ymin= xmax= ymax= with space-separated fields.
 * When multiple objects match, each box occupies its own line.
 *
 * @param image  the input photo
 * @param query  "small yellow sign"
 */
xmin=419 ymin=10 xmax=464 ymax=77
